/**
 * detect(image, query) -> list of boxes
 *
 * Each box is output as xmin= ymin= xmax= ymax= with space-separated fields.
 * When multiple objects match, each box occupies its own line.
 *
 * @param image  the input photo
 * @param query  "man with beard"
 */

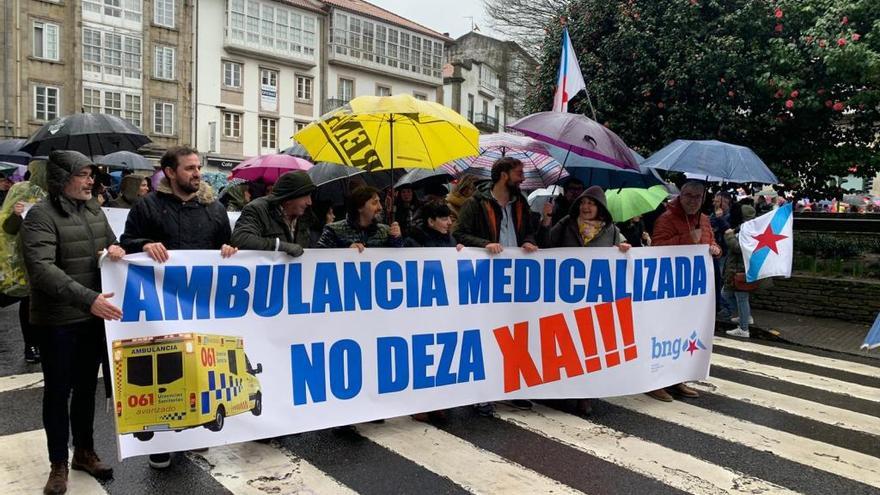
xmin=453 ymin=157 xmax=549 ymax=415
xmin=119 ymin=145 xmax=236 ymax=469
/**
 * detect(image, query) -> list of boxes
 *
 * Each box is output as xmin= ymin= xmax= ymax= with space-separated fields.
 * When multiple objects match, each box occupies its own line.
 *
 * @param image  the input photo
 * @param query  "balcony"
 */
xmin=327 ymin=43 xmax=442 ymax=86
xmin=478 ymin=80 xmax=500 ymax=99
xmin=323 ymin=98 xmax=350 ymax=114
xmin=472 ymin=113 xmax=499 ymax=133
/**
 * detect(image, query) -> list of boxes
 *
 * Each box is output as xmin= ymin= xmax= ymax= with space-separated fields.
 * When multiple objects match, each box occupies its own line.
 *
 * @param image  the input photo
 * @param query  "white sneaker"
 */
xmin=725 ymin=327 xmax=750 ymax=338
xmin=730 ymin=316 xmax=754 ymax=325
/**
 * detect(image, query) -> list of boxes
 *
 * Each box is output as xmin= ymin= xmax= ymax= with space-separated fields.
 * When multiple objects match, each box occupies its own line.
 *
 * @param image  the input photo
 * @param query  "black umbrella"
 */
xmin=307 ymin=162 xmax=405 ymax=206
xmin=94 ymin=150 xmax=155 ymax=171
xmin=281 ymin=142 xmax=312 ymax=159
xmin=0 ymin=138 xmax=31 ymax=165
xmin=20 ymin=113 xmax=151 ymax=156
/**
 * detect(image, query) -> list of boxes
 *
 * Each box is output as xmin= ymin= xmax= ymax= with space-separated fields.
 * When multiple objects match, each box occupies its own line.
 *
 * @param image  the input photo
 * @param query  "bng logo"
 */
xmin=651 ymin=331 xmax=707 ymax=360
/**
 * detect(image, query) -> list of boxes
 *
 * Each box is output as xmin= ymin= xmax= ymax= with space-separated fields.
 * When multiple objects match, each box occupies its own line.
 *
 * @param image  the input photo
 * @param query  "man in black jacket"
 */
xmin=119 ymin=145 xmax=236 ymax=469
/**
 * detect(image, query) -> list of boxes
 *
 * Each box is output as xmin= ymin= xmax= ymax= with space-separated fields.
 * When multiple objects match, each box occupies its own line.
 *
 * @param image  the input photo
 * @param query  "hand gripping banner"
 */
xmin=100 ymin=246 xmax=715 ymax=459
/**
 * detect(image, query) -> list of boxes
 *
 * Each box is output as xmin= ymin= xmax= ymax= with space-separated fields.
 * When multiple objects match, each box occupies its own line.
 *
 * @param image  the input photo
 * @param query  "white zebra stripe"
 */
xmin=691 ymin=378 xmax=880 ymax=437
xmin=358 ymin=417 xmax=584 ymax=494
xmin=711 ymin=353 xmax=880 ymax=402
xmin=605 ymin=394 xmax=880 ymax=488
xmin=186 ymin=441 xmax=356 ymax=495
xmin=0 ymin=429 xmax=108 ymax=495
xmin=496 ymin=403 xmax=797 ymax=495
xmin=713 ymin=337 xmax=880 ymax=378
xmin=0 ymin=372 xmax=43 ymax=394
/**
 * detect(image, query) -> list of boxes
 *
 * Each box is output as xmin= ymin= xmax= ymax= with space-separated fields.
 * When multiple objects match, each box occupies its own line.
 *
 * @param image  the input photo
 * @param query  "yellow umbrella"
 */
xmin=293 ymin=94 xmax=479 ymax=173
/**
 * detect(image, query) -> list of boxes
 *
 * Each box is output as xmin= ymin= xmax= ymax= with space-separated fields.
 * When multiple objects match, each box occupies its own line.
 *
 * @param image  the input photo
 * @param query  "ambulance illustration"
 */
xmin=112 ymin=333 xmax=263 ymax=441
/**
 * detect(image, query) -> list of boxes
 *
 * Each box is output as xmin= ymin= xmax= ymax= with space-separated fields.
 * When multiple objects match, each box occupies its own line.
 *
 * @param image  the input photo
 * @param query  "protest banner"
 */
xmin=101 ymin=246 xmax=714 ymax=459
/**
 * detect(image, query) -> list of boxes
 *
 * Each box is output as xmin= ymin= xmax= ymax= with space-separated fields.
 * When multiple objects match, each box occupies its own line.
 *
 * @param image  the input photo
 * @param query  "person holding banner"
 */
xmin=317 ymin=185 xmax=403 ymax=250
xmin=404 ymin=201 xmax=464 ymax=250
xmin=453 ymin=157 xmax=550 ymax=414
xmin=647 ymin=181 xmax=720 ymax=402
xmin=549 ymin=185 xmax=631 ymax=415
xmin=20 ymin=150 xmax=125 ymax=495
xmin=231 ymin=171 xmax=317 ymax=256
xmin=119 ymin=146 xmax=237 ymax=469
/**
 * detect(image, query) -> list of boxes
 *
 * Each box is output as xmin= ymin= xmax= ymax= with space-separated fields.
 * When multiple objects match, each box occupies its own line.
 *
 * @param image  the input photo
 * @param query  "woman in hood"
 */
xmin=108 ymin=174 xmax=149 ymax=209
xmin=549 ymin=185 xmax=630 ymax=416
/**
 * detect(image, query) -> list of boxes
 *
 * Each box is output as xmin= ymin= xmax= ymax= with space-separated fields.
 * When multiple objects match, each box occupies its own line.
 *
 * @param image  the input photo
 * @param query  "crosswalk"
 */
xmin=1 ymin=335 xmax=878 ymax=495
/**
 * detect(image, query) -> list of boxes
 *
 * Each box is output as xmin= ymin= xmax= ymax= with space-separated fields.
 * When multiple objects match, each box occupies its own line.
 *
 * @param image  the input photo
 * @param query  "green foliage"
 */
xmin=794 ymin=232 xmax=880 ymax=258
xmin=529 ymin=0 xmax=880 ymax=198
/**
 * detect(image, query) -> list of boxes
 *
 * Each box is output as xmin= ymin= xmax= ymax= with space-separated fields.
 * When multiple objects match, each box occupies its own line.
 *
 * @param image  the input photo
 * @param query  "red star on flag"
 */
xmin=686 ymin=339 xmax=699 ymax=355
xmin=752 ymin=225 xmax=788 ymax=254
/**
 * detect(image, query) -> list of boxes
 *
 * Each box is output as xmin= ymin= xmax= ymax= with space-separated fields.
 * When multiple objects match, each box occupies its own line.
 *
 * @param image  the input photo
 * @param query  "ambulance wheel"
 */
xmin=251 ymin=393 xmax=262 ymax=416
xmin=134 ymin=432 xmax=154 ymax=441
xmin=207 ymin=406 xmax=225 ymax=432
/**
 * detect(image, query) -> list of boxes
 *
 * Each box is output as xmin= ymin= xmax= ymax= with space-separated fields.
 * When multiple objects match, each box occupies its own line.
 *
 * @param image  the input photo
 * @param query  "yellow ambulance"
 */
xmin=112 ymin=333 xmax=263 ymax=441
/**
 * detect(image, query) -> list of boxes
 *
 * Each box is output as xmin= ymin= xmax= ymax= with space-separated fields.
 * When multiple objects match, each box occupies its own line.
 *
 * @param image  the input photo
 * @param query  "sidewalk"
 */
xmin=745 ymin=308 xmax=877 ymax=360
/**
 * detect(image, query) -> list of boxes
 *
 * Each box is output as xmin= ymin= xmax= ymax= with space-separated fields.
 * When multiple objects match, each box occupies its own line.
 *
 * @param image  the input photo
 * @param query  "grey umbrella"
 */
xmin=94 ymin=150 xmax=155 ymax=171
xmin=0 ymin=139 xmax=31 ymax=165
xmin=394 ymin=168 xmax=451 ymax=189
xmin=20 ymin=113 xmax=151 ymax=157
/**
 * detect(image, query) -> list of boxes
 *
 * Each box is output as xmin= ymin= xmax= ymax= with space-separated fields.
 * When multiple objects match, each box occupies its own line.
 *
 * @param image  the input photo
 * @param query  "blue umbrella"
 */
xmin=549 ymin=145 xmax=663 ymax=189
xmin=862 ymin=313 xmax=880 ymax=351
xmin=641 ymin=140 xmax=778 ymax=184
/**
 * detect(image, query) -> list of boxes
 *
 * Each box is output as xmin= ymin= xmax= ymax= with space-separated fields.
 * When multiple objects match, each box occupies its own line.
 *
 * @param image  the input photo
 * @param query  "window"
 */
xmin=33 ymin=86 xmax=59 ymax=121
xmin=482 ymin=100 xmax=488 ymax=117
xmin=153 ymin=45 xmax=175 ymax=80
xmin=479 ymin=64 xmax=499 ymax=91
xmin=126 ymin=355 xmax=153 ymax=387
xmin=154 ymin=101 xmax=174 ymax=135
xmin=260 ymin=68 xmax=278 ymax=111
xmin=296 ymin=76 xmax=312 ymax=101
xmin=330 ymin=14 xmax=443 ymax=77
xmin=227 ymin=350 xmax=238 ymax=375
xmin=376 ymin=85 xmax=391 ymax=97
xmin=83 ymin=0 xmax=142 ymax=23
xmin=295 ymin=121 xmax=309 ymax=132
xmin=413 ymin=92 xmax=427 ymax=101
xmin=467 ymin=94 xmax=474 ymax=121
xmin=260 ymin=117 xmax=277 ymax=149
xmin=223 ymin=112 xmax=241 ymax=138
xmin=82 ymin=27 xmax=142 ymax=81
xmin=157 ymin=352 xmax=183 ymax=385
xmin=33 ymin=21 xmax=59 ymax=61
xmin=154 ymin=0 xmax=175 ymax=28
xmin=338 ymin=78 xmax=353 ymax=101
xmin=84 ymin=87 xmax=141 ymax=128
xmin=495 ymin=105 xmax=500 ymax=126
xmin=228 ymin=0 xmax=317 ymax=58
xmin=223 ymin=61 xmax=242 ymax=88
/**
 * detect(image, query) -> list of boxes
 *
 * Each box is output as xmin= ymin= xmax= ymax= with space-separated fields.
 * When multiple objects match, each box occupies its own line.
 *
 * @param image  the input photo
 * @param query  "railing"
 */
xmin=323 ymin=98 xmax=350 ymax=113
xmin=473 ymin=113 xmax=499 ymax=131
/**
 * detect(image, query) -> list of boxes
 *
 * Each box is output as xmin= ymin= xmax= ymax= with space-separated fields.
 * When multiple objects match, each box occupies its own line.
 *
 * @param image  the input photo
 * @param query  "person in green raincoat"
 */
xmin=220 ymin=182 xmax=251 ymax=212
xmin=0 ymin=159 xmax=49 ymax=363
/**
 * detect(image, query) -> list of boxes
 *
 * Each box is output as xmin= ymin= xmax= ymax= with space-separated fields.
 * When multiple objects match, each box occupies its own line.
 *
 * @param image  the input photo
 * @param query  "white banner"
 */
xmin=102 ymin=207 xmax=242 ymax=239
xmin=101 ymin=246 xmax=715 ymax=459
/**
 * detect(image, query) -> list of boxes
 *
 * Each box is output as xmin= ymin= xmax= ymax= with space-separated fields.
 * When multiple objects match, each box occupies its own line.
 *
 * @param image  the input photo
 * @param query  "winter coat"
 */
xmin=20 ymin=156 xmax=116 ymax=326
xmin=317 ymin=217 xmax=404 ymax=248
xmin=617 ymin=219 xmax=646 ymax=247
xmin=222 ymin=183 xmax=249 ymax=212
xmin=0 ymin=161 xmax=48 ymax=297
xmin=120 ymin=177 xmax=231 ymax=252
xmin=109 ymin=174 xmax=146 ymax=209
xmin=549 ymin=188 xmax=625 ymax=248
xmin=723 ymin=228 xmax=745 ymax=288
xmin=404 ymin=225 xmax=458 ymax=248
xmin=231 ymin=196 xmax=314 ymax=253
xmin=652 ymin=197 xmax=719 ymax=249
xmin=453 ymin=181 xmax=541 ymax=248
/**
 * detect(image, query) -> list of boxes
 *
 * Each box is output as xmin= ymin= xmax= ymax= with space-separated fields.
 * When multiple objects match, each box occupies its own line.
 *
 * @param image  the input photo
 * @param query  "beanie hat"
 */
xmin=267 ymin=171 xmax=316 ymax=203
xmin=741 ymin=204 xmax=756 ymax=221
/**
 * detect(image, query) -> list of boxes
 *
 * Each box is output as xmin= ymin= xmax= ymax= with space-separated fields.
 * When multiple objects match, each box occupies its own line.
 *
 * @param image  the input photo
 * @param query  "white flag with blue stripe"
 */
xmin=738 ymin=203 xmax=793 ymax=282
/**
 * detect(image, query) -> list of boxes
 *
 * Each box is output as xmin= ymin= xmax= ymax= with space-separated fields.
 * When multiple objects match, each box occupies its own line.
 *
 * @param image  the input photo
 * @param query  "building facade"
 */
xmin=443 ymin=31 xmax=538 ymax=133
xmin=0 ymin=0 xmax=193 ymax=158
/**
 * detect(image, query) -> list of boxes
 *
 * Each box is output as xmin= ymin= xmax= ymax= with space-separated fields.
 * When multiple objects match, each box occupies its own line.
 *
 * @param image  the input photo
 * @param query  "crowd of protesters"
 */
xmin=0 ymin=145 xmax=840 ymax=494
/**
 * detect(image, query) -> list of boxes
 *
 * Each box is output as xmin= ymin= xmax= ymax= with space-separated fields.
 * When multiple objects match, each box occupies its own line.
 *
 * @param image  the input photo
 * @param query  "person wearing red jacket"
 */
xmin=647 ymin=181 xmax=721 ymax=402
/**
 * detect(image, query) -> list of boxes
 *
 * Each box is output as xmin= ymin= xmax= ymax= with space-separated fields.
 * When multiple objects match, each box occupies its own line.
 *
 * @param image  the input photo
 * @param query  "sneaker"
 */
xmin=43 ymin=461 xmax=68 ymax=495
xmin=148 ymin=453 xmax=171 ymax=469
xmin=730 ymin=316 xmax=754 ymax=325
xmin=473 ymin=402 xmax=495 ymax=417
xmin=725 ymin=327 xmax=750 ymax=338
xmin=71 ymin=449 xmax=113 ymax=480
xmin=509 ymin=399 xmax=533 ymax=410
xmin=646 ymin=389 xmax=674 ymax=402
xmin=25 ymin=346 xmax=40 ymax=364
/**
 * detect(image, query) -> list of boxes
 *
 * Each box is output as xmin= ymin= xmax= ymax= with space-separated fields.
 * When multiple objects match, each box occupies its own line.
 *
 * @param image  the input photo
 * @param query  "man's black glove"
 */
xmin=279 ymin=241 xmax=304 ymax=257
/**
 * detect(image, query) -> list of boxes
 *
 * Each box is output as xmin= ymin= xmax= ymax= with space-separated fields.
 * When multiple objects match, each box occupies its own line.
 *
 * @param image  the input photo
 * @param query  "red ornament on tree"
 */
xmin=790 ymin=90 xmax=799 ymax=98
xmin=774 ymin=8 xmax=783 ymax=19
xmin=785 ymin=99 xmax=794 ymax=109
xmin=833 ymin=102 xmax=844 ymax=112
xmin=825 ymin=100 xmax=833 ymax=108
xmin=837 ymin=38 xmax=847 ymax=47
xmin=775 ymin=24 xmax=783 ymax=33
xmin=852 ymin=33 xmax=861 ymax=42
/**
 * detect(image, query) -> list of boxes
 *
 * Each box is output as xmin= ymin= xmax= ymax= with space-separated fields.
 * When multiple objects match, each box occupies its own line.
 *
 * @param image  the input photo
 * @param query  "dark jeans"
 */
xmin=40 ymin=319 xmax=104 ymax=463
xmin=19 ymin=297 xmax=38 ymax=349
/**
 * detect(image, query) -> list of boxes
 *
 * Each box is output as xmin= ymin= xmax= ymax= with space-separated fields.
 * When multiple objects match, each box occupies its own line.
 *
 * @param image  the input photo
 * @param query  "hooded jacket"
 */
xmin=549 ymin=186 xmax=625 ymax=248
xmin=723 ymin=205 xmax=756 ymax=287
xmin=109 ymin=174 xmax=146 ymax=209
xmin=652 ymin=197 xmax=718 ymax=249
xmin=20 ymin=151 xmax=117 ymax=325
xmin=453 ymin=181 xmax=540 ymax=247
xmin=404 ymin=224 xmax=458 ymax=248
xmin=222 ymin=183 xmax=249 ymax=212
xmin=0 ymin=160 xmax=49 ymax=297
xmin=120 ymin=176 xmax=231 ymax=253
xmin=231 ymin=196 xmax=315 ymax=254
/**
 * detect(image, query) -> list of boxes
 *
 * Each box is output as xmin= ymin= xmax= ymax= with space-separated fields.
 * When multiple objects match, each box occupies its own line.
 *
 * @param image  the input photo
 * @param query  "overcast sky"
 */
xmin=367 ymin=0 xmax=503 ymax=40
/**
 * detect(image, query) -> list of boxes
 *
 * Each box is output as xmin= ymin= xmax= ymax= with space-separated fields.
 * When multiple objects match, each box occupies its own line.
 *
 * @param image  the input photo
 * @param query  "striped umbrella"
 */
xmin=441 ymin=133 xmax=568 ymax=191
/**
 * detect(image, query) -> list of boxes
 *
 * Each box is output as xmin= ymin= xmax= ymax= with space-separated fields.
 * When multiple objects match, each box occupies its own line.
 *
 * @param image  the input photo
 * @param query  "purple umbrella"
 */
xmin=508 ymin=112 xmax=639 ymax=171
xmin=231 ymin=155 xmax=313 ymax=184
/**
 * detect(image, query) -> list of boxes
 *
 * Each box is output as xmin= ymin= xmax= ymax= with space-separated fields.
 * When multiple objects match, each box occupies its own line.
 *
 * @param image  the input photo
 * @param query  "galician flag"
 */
xmin=552 ymin=27 xmax=586 ymax=112
xmin=738 ymin=203 xmax=794 ymax=282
